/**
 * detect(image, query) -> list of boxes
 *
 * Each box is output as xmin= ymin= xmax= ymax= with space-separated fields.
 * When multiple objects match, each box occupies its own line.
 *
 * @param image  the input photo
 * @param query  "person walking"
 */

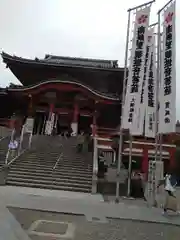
xmin=76 ymin=131 xmax=84 ymax=153
xmin=157 ymin=173 xmax=178 ymax=215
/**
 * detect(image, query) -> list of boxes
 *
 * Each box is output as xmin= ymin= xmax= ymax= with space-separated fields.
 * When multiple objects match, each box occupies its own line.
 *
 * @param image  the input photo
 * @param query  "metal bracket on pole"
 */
xmin=128 ymin=0 xmax=155 ymax=12
xmin=158 ymin=0 xmax=175 ymax=14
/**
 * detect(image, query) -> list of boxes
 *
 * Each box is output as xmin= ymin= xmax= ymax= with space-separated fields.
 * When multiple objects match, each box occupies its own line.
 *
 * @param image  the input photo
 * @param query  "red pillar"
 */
xmin=73 ymin=102 xmax=79 ymax=122
xmin=141 ymin=147 xmax=149 ymax=180
xmin=169 ymin=147 xmax=176 ymax=170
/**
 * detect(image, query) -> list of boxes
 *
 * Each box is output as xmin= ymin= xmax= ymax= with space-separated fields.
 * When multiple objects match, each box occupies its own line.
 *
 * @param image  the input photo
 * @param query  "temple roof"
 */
xmin=1 ymin=52 xmax=120 ymax=70
xmin=1 ymin=52 xmax=124 ymax=98
xmin=44 ymin=54 xmax=118 ymax=68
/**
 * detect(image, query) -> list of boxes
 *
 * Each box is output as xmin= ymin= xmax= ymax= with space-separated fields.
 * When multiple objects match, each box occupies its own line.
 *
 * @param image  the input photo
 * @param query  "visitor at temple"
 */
xmin=98 ymin=152 xmax=107 ymax=178
xmin=76 ymin=131 xmax=84 ymax=153
xmin=67 ymin=126 xmax=73 ymax=138
xmin=83 ymin=132 xmax=90 ymax=153
xmin=157 ymin=172 xmax=178 ymax=215
xmin=130 ymin=172 xmax=144 ymax=199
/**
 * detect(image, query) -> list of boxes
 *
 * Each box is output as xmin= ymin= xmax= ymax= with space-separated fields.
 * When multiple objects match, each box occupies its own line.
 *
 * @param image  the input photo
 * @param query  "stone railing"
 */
xmin=92 ymin=137 xmax=98 ymax=193
xmin=5 ymin=126 xmax=32 ymax=165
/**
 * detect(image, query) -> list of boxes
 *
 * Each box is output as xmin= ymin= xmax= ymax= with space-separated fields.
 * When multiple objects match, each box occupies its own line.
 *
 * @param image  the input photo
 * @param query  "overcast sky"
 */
xmin=0 ymin=0 xmax=179 ymax=117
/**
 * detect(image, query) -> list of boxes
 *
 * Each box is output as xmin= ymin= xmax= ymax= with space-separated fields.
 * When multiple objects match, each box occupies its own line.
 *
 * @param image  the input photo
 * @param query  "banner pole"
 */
xmin=116 ymin=1 xmax=155 ymax=203
xmin=152 ymin=10 xmax=161 ymax=206
xmin=115 ymin=10 xmax=131 ymax=203
xmin=127 ymin=134 xmax=133 ymax=196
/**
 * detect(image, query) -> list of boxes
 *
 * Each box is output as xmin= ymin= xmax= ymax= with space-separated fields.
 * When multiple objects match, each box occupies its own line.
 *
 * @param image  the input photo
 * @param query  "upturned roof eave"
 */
xmin=1 ymin=52 xmax=124 ymax=72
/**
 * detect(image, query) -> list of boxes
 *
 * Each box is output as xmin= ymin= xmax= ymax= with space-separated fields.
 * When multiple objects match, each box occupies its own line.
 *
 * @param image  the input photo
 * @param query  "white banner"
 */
xmin=122 ymin=6 xmax=151 ymax=135
xmin=159 ymin=1 xmax=176 ymax=133
xmin=144 ymin=27 xmax=156 ymax=138
xmin=25 ymin=118 xmax=34 ymax=133
xmin=45 ymin=113 xmax=55 ymax=135
xmin=138 ymin=28 xmax=153 ymax=136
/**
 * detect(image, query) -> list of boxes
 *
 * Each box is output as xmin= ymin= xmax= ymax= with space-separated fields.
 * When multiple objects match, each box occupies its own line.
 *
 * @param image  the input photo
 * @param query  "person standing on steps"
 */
xmin=76 ymin=131 xmax=84 ymax=153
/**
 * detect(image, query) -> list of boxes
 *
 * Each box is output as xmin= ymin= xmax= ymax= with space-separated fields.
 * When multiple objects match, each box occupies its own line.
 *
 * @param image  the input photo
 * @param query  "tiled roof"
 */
xmin=1 ymin=52 xmax=120 ymax=70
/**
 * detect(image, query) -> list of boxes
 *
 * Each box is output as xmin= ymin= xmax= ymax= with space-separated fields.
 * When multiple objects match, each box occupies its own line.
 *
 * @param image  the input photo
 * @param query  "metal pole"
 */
xmin=159 ymin=134 xmax=163 ymax=162
xmin=152 ymin=11 xmax=161 ymax=205
xmin=127 ymin=134 xmax=133 ymax=196
xmin=115 ymin=10 xmax=131 ymax=203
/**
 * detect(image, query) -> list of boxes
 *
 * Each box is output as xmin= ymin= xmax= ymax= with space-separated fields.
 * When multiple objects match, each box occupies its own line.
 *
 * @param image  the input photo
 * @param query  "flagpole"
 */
xmin=115 ymin=9 xmax=131 ymax=203
xmin=115 ymin=0 xmax=155 ymax=203
xmin=127 ymin=134 xmax=133 ymax=196
xmin=154 ymin=0 xmax=176 ymax=204
xmin=152 ymin=9 xmax=161 ymax=206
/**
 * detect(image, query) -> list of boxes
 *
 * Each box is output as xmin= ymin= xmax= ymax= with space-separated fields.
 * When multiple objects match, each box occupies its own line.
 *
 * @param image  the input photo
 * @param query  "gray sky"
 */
xmin=0 ymin=0 xmax=179 ymax=117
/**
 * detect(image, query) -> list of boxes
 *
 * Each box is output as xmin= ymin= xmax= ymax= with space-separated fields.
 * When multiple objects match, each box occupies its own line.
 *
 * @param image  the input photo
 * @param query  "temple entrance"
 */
xmin=78 ymin=115 xmax=92 ymax=134
xmin=33 ymin=111 xmax=47 ymax=135
xmin=56 ymin=113 xmax=70 ymax=135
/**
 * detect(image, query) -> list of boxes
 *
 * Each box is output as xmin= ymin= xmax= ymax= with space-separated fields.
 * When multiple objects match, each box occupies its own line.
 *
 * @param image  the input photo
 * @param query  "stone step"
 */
xmin=10 ymin=163 xmax=92 ymax=172
xmin=9 ymin=166 xmax=92 ymax=175
xmin=8 ymin=172 xmax=92 ymax=181
xmin=6 ymin=178 xmax=91 ymax=190
xmin=7 ymin=176 xmax=92 ymax=185
xmin=21 ymin=154 xmax=59 ymax=158
xmin=15 ymin=162 xmax=93 ymax=170
xmin=20 ymin=158 xmax=90 ymax=164
xmin=6 ymin=181 xmax=91 ymax=192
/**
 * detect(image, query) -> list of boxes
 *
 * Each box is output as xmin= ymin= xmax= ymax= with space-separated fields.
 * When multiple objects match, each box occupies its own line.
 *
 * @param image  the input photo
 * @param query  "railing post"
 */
xmin=18 ymin=125 xmax=25 ymax=155
xmin=28 ymin=132 xmax=33 ymax=149
xmin=92 ymin=137 xmax=98 ymax=194
xmin=5 ymin=128 xmax=15 ymax=165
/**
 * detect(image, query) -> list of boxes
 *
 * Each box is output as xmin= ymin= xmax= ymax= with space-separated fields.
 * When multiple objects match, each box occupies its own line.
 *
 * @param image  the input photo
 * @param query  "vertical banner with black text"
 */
xmin=122 ymin=6 xmax=151 ymax=135
xmin=158 ymin=1 xmax=176 ymax=134
xmin=144 ymin=26 xmax=156 ymax=138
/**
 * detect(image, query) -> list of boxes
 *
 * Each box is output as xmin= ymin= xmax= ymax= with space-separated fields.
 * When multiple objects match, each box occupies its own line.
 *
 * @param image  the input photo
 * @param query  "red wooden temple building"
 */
xmin=0 ymin=52 xmax=176 ymax=175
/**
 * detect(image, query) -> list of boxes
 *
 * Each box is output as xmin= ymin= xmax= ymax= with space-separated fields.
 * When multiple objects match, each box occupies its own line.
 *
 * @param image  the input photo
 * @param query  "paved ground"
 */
xmin=1 ymin=186 xmax=180 ymax=239
xmin=8 ymin=207 xmax=180 ymax=240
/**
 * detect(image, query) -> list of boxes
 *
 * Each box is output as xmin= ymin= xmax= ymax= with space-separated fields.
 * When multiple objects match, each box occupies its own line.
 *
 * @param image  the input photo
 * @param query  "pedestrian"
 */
xmin=76 ymin=131 xmax=84 ymax=153
xmin=157 ymin=173 xmax=178 ymax=215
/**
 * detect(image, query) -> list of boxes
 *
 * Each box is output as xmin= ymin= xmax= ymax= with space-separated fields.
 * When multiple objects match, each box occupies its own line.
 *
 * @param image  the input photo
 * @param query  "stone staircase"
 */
xmin=6 ymin=136 xmax=93 ymax=193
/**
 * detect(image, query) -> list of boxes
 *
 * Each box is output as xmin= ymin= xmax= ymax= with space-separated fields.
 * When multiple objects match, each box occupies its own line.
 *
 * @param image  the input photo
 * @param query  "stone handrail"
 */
xmin=92 ymin=137 xmax=98 ymax=194
xmin=93 ymin=137 xmax=98 ymax=176
xmin=53 ymin=151 xmax=63 ymax=171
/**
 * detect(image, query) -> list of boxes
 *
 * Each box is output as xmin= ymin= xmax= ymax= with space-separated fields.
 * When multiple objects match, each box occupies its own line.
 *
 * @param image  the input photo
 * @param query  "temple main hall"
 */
xmin=0 ymin=52 xmax=176 ymax=193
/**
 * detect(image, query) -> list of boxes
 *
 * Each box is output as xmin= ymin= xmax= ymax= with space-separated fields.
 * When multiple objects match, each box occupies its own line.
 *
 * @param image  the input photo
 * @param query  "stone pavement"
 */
xmin=0 ymin=186 xmax=180 ymax=239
